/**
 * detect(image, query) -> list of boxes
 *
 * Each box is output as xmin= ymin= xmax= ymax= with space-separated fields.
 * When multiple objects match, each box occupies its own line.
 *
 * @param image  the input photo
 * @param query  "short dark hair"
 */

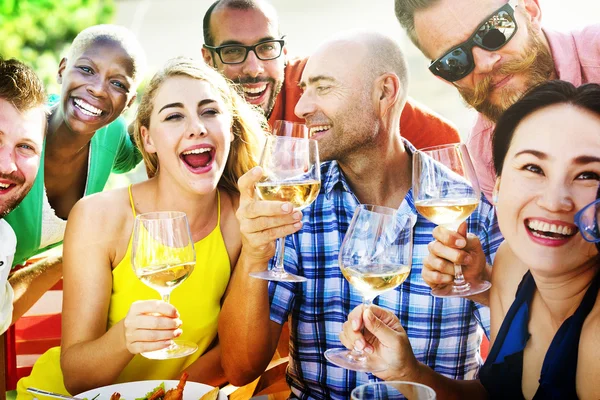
xmin=492 ymin=80 xmax=600 ymax=176
xmin=0 ymin=58 xmax=46 ymax=112
xmin=202 ymin=0 xmax=280 ymax=46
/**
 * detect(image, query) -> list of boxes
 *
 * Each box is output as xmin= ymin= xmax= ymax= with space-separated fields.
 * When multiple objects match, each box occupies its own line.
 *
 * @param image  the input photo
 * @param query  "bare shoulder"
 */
xmin=577 ymin=291 xmax=600 ymax=399
xmin=219 ymin=190 xmax=242 ymax=269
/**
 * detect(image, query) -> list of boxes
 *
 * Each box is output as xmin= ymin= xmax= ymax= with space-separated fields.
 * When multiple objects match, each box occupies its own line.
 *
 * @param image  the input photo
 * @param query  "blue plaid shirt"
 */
xmin=268 ymin=143 xmax=504 ymax=400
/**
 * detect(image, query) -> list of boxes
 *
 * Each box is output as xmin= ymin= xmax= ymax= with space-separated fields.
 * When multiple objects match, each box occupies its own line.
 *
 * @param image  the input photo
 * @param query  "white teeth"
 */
xmin=182 ymin=148 xmax=211 ymax=155
xmin=242 ymin=84 xmax=267 ymax=94
xmin=527 ymin=219 xmax=574 ymax=235
xmin=309 ymin=125 xmax=331 ymax=137
xmin=0 ymin=183 xmax=9 ymax=189
xmin=74 ymin=98 xmax=102 ymax=116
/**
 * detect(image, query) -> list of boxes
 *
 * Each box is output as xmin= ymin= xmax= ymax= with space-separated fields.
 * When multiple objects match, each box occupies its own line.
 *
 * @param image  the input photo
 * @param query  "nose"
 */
xmin=86 ymin=75 xmax=108 ymax=98
xmin=188 ymin=115 xmax=207 ymax=138
xmin=471 ymin=47 xmax=502 ymax=76
xmin=241 ymin=50 xmax=264 ymax=78
xmin=536 ymin=183 xmax=575 ymax=213
xmin=0 ymin=145 xmax=17 ymax=175
xmin=294 ymin=90 xmax=316 ymax=120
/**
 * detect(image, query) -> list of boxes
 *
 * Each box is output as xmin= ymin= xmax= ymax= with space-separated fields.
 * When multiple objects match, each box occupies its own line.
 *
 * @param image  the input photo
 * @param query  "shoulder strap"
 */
xmin=128 ymin=185 xmax=136 ymax=218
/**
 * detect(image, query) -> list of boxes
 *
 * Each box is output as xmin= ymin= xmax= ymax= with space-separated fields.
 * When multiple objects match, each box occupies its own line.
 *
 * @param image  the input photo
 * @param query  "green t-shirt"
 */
xmin=5 ymin=96 xmax=142 ymax=267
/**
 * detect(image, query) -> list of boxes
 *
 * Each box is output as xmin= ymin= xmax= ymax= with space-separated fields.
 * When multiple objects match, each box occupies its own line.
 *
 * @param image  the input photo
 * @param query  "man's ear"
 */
xmin=141 ymin=125 xmax=157 ymax=154
xmin=521 ymin=0 xmax=543 ymax=31
xmin=202 ymin=47 xmax=215 ymax=67
xmin=377 ymin=73 xmax=401 ymax=118
xmin=57 ymin=58 xmax=68 ymax=84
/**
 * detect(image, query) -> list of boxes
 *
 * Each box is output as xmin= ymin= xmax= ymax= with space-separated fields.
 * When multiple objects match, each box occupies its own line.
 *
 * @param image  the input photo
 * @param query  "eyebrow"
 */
xmin=218 ymin=36 xmax=277 ymax=47
xmin=158 ymin=99 xmax=218 ymax=114
xmin=298 ymin=75 xmax=336 ymax=90
xmin=514 ymin=150 xmax=600 ymax=165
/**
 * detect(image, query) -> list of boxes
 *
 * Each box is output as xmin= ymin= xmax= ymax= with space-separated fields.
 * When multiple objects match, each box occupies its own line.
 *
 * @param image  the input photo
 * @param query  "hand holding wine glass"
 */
xmin=351 ymin=381 xmax=437 ymax=400
xmin=251 ymin=125 xmax=321 ymax=282
xmin=131 ymin=211 xmax=198 ymax=359
xmin=324 ymin=205 xmax=415 ymax=372
xmin=412 ymin=143 xmax=491 ymax=297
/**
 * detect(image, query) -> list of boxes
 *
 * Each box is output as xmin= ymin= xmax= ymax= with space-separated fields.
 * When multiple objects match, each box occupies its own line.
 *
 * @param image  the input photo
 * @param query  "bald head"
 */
xmin=203 ymin=0 xmax=280 ymax=46
xmin=310 ymin=31 xmax=409 ymax=108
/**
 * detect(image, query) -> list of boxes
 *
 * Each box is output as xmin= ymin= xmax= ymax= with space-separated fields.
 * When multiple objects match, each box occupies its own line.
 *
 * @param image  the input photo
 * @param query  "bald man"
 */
xmin=218 ymin=31 xmax=503 ymax=399
xmin=201 ymin=0 xmax=460 ymax=150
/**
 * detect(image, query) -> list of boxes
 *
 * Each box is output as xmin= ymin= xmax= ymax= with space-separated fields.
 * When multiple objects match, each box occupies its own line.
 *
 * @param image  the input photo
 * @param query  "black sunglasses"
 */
xmin=429 ymin=0 xmax=518 ymax=83
xmin=203 ymin=37 xmax=286 ymax=65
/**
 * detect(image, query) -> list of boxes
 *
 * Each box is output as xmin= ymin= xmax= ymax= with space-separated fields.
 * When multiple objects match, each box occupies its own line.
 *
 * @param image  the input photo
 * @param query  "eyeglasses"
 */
xmin=429 ymin=0 xmax=518 ymax=83
xmin=575 ymin=198 xmax=600 ymax=243
xmin=203 ymin=37 xmax=285 ymax=65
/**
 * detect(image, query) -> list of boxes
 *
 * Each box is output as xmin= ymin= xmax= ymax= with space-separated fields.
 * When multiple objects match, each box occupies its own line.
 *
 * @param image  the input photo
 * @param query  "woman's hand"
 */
xmin=122 ymin=300 xmax=182 ymax=354
xmin=340 ymin=305 xmax=421 ymax=381
xmin=422 ymin=222 xmax=489 ymax=290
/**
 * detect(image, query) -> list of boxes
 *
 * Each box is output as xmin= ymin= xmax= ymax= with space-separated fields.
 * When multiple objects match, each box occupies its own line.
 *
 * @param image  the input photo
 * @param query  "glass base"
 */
xmin=249 ymin=269 xmax=307 ymax=282
xmin=141 ymin=340 xmax=198 ymax=359
xmin=431 ymin=279 xmax=491 ymax=298
xmin=324 ymin=348 xmax=388 ymax=373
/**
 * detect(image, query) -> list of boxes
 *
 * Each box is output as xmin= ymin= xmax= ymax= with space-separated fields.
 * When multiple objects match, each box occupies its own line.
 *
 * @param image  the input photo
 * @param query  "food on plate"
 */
xmin=197 ymin=387 xmax=219 ymax=400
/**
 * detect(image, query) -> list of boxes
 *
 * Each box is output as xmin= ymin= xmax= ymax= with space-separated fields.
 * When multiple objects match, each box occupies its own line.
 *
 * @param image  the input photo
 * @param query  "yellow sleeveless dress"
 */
xmin=17 ymin=187 xmax=231 ymax=398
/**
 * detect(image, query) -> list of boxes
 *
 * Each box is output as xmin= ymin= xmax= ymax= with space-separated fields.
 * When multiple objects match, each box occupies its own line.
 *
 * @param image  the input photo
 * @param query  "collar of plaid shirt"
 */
xmin=267 ymin=140 xmax=503 ymax=400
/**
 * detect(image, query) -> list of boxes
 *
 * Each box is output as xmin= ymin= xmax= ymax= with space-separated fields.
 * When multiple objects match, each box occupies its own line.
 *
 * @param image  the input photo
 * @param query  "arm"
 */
xmin=186 ymin=342 xmax=226 ymax=387
xmin=9 ymin=255 xmax=63 ymax=324
xmin=219 ymin=167 xmax=301 ymax=386
xmin=341 ymin=305 xmax=489 ymax=400
xmin=60 ymin=196 xmax=181 ymax=394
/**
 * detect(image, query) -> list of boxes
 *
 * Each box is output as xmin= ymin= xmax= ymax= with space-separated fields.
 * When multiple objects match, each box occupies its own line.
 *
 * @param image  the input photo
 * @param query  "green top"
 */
xmin=5 ymin=98 xmax=142 ymax=267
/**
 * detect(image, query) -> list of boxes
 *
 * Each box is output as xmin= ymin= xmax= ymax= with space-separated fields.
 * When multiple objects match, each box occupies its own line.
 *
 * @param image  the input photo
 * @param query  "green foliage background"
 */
xmin=0 ymin=0 xmax=115 ymax=94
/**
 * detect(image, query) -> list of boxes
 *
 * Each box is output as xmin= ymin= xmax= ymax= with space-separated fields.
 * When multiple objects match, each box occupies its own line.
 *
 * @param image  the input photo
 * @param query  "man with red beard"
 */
xmin=201 ymin=0 xmax=461 ymax=150
xmin=0 ymin=59 xmax=46 ymax=334
xmin=394 ymin=0 xmax=600 ymax=200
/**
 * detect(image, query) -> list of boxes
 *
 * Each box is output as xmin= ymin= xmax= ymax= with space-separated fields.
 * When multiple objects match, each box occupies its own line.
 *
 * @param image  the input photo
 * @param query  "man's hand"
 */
xmin=340 ymin=305 xmax=420 ymax=381
xmin=422 ymin=222 xmax=489 ymax=290
xmin=236 ymin=167 xmax=303 ymax=264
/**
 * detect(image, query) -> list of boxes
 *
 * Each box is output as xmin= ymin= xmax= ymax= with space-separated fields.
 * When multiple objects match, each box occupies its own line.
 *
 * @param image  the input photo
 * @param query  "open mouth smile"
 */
xmin=179 ymin=146 xmax=215 ymax=173
xmin=308 ymin=125 xmax=331 ymax=139
xmin=73 ymin=97 xmax=105 ymax=117
xmin=241 ymin=83 xmax=268 ymax=103
xmin=525 ymin=218 xmax=578 ymax=245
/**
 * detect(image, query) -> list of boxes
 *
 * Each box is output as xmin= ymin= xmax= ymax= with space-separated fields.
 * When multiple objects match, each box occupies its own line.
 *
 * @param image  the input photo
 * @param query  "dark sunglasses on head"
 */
xmin=429 ymin=0 xmax=519 ymax=83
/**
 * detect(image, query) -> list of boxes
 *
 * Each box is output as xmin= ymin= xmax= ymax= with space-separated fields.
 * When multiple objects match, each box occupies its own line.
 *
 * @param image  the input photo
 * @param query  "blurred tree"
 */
xmin=0 ymin=0 xmax=115 ymax=94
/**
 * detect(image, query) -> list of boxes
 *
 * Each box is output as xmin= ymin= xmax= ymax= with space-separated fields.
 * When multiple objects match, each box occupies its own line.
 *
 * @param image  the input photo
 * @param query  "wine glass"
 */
xmin=272 ymin=119 xmax=308 ymax=138
xmin=412 ymin=143 xmax=491 ymax=297
xmin=351 ymin=381 xmax=437 ymax=400
xmin=251 ymin=132 xmax=321 ymax=282
xmin=131 ymin=211 xmax=198 ymax=359
xmin=324 ymin=204 xmax=415 ymax=372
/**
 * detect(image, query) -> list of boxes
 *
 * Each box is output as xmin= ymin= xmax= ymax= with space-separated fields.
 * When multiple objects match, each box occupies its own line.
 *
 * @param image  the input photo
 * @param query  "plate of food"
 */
xmin=77 ymin=373 xmax=225 ymax=400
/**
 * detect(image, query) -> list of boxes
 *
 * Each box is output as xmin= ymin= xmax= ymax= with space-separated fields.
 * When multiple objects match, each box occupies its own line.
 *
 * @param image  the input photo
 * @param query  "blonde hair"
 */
xmin=133 ymin=57 xmax=268 ymax=194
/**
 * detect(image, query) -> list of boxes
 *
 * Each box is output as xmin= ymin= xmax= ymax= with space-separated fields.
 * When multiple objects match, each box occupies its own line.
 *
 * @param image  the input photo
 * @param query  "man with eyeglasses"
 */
xmin=201 ymin=0 xmax=461 ymax=150
xmin=394 ymin=0 xmax=600 ymax=201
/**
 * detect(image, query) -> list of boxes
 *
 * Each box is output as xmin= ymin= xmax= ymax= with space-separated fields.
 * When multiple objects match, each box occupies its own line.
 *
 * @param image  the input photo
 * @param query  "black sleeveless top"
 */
xmin=479 ymin=271 xmax=600 ymax=399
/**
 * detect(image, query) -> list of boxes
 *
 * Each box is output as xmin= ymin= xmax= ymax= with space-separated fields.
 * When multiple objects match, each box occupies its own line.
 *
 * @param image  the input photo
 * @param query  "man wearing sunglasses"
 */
xmin=201 ymin=0 xmax=461 ymax=150
xmin=394 ymin=0 xmax=600 ymax=200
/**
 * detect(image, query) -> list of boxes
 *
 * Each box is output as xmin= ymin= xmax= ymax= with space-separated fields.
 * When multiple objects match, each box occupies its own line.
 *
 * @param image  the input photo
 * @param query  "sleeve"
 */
xmin=110 ymin=117 xmax=143 ymax=174
xmin=400 ymin=97 xmax=461 ymax=150
xmin=268 ymin=234 xmax=300 ymax=325
xmin=472 ymin=198 xmax=504 ymax=337
xmin=0 ymin=282 xmax=14 ymax=334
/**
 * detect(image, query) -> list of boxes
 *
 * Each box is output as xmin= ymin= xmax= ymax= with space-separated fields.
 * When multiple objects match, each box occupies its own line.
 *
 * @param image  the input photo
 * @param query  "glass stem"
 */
xmin=272 ymin=236 xmax=287 ymax=275
xmin=349 ymin=297 xmax=374 ymax=361
xmin=161 ymin=292 xmax=171 ymax=304
xmin=449 ymin=223 xmax=470 ymax=292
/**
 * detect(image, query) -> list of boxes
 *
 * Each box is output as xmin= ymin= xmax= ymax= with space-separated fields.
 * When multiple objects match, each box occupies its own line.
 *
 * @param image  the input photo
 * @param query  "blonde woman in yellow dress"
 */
xmin=17 ymin=57 xmax=267 ymax=397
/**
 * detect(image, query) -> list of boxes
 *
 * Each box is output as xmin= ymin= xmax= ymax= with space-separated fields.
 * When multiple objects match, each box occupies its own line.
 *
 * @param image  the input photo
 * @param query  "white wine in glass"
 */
xmin=413 ymin=143 xmax=491 ymax=297
xmin=251 ymin=128 xmax=321 ymax=283
xmin=325 ymin=204 xmax=415 ymax=372
xmin=131 ymin=211 xmax=198 ymax=359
